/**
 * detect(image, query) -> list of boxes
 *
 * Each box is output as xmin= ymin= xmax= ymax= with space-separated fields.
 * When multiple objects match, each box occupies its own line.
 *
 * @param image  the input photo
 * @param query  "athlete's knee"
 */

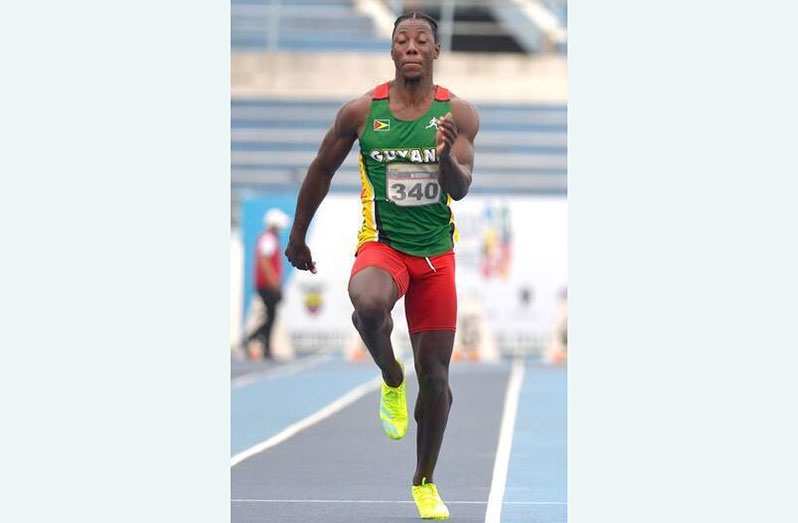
xmin=418 ymin=364 xmax=449 ymax=399
xmin=352 ymin=294 xmax=392 ymax=329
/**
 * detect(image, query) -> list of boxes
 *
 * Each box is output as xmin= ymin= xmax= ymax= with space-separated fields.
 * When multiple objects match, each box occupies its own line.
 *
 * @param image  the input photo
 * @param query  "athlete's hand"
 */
xmin=436 ymin=112 xmax=458 ymax=160
xmin=285 ymin=237 xmax=317 ymax=274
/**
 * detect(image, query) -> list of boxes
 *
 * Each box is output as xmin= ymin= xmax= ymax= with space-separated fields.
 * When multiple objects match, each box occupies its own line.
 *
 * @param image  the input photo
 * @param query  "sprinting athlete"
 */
xmin=285 ymin=11 xmax=479 ymax=520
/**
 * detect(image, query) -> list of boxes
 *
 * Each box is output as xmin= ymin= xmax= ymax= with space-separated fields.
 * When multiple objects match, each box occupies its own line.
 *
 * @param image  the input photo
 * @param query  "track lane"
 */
xmin=232 ymin=362 xmax=511 ymax=522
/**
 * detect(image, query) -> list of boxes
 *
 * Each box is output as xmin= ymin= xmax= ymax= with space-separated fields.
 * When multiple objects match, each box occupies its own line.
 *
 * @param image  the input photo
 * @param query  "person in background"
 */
xmin=248 ymin=208 xmax=289 ymax=360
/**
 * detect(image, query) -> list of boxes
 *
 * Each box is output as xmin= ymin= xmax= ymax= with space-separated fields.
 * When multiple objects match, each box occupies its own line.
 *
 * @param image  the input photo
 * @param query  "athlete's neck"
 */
xmin=391 ymin=76 xmax=435 ymax=107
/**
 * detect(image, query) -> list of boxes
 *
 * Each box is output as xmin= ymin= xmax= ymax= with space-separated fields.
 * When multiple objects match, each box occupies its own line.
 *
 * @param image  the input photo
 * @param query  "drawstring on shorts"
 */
xmin=425 ymin=256 xmax=437 ymax=273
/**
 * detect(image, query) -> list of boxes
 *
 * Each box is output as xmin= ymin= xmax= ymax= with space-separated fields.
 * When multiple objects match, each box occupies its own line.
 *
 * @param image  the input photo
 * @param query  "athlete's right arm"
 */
xmin=285 ymin=96 xmax=369 ymax=273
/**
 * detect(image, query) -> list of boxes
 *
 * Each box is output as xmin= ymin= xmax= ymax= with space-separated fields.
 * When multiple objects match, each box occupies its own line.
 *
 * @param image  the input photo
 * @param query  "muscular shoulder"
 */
xmin=448 ymin=93 xmax=480 ymax=141
xmin=334 ymin=91 xmax=373 ymax=139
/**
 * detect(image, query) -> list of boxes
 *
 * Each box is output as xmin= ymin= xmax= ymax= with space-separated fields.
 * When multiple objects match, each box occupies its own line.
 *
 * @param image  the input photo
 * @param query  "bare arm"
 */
xmin=285 ymin=96 xmax=369 ymax=272
xmin=436 ymin=97 xmax=480 ymax=201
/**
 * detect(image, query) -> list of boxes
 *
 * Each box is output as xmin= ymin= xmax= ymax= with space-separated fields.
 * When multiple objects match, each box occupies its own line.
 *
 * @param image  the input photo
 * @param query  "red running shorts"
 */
xmin=350 ymin=241 xmax=457 ymax=333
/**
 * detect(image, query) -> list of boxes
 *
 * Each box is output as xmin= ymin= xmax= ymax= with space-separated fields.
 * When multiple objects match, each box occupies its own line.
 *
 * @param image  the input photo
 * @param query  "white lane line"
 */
xmin=231 ymin=356 xmax=416 ymax=467
xmin=485 ymin=358 xmax=526 ymax=523
xmin=231 ymin=377 xmax=379 ymax=466
xmin=231 ymin=499 xmax=565 ymax=505
xmin=231 ymin=353 xmax=332 ymax=388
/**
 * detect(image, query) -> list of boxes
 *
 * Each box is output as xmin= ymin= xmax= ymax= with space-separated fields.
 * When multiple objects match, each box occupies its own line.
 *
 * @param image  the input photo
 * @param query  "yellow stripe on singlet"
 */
xmin=447 ymin=194 xmax=460 ymax=243
xmin=357 ymin=154 xmax=378 ymax=252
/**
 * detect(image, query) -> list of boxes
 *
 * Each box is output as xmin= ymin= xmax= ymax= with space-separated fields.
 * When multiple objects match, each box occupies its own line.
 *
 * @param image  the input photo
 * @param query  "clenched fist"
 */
xmin=435 ymin=112 xmax=458 ymax=160
xmin=284 ymin=237 xmax=317 ymax=274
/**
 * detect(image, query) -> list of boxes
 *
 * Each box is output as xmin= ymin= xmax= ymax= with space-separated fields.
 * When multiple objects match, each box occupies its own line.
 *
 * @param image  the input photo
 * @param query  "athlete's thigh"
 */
xmin=404 ymin=251 xmax=457 ymax=334
xmin=349 ymin=242 xmax=410 ymax=307
xmin=349 ymin=266 xmax=398 ymax=309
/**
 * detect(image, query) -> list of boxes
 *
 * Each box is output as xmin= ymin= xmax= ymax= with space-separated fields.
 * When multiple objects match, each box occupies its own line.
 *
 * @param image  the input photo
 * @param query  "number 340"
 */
xmin=391 ymin=182 xmax=439 ymax=201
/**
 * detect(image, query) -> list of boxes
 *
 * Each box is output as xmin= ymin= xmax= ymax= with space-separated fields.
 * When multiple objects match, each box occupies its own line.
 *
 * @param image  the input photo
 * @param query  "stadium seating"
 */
xmin=232 ymin=0 xmax=390 ymax=52
xmin=231 ymin=97 xmax=566 ymax=210
xmin=231 ymin=0 xmax=566 ymax=54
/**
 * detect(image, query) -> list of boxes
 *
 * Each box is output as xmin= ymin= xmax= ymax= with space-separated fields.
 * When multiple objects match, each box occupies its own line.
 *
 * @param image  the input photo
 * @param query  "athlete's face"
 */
xmin=391 ymin=20 xmax=440 ymax=80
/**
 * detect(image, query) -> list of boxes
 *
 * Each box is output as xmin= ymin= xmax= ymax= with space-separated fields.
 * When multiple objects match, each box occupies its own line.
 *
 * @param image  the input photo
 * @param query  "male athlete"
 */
xmin=285 ymin=11 xmax=479 ymax=520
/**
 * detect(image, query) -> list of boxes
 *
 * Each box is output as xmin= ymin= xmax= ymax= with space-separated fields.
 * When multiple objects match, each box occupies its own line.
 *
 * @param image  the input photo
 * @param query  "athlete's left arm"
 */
xmin=436 ymin=98 xmax=480 ymax=201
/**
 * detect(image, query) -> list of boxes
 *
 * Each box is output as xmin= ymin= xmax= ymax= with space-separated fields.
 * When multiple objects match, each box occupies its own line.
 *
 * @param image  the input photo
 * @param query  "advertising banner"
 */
xmin=240 ymin=193 xmax=566 ymax=357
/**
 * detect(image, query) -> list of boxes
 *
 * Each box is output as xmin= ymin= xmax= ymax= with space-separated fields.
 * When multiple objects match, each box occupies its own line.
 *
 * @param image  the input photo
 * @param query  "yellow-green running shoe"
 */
xmin=412 ymin=478 xmax=450 ymax=520
xmin=379 ymin=360 xmax=407 ymax=440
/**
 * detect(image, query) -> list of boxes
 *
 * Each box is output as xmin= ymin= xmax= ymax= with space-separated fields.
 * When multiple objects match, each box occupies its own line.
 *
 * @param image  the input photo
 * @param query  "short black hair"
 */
xmin=392 ymin=11 xmax=439 ymax=44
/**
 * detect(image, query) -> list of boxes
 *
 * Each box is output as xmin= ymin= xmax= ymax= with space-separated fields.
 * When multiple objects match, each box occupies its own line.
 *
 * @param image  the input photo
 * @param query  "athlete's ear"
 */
xmin=433 ymin=43 xmax=441 ymax=59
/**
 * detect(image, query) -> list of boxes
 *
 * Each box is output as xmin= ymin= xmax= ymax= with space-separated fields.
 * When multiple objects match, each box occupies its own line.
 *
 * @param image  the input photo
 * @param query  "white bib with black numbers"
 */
xmin=385 ymin=163 xmax=441 ymax=207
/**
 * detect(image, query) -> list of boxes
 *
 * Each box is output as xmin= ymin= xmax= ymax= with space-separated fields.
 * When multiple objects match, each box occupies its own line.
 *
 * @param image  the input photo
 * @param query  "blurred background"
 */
xmin=230 ymin=0 xmax=567 ymax=366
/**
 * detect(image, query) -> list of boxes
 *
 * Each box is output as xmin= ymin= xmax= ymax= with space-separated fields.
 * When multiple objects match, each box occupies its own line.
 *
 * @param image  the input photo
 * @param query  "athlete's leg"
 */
xmin=404 ymin=250 xmax=458 ymax=485
xmin=411 ymin=329 xmax=455 ymax=485
xmin=348 ymin=266 xmax=403 ymax=387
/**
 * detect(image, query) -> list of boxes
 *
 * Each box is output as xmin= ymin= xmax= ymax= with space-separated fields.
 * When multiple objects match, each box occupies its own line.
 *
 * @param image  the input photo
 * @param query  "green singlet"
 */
xmin=356 ymin=81 xmax=457 ymax=257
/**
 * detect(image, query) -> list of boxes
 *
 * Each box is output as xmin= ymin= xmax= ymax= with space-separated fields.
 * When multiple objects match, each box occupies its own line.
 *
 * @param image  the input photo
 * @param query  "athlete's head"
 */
xmin=391 ymin=11 xmax=440 ymax=81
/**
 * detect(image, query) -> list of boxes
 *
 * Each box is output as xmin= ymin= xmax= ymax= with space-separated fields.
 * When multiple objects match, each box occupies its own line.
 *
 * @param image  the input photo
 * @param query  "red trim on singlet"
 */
xmin=372 ymin=82 xmax=390 ymax=100
xmin=372 ymin=82 xmax=450 ymax=101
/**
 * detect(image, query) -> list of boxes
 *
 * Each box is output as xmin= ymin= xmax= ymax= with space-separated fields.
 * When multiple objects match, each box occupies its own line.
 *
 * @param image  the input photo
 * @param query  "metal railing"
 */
xmin=232 ymin=0 xmax=563 ymax=54
xmin=383 ymin=0 xmax=566 ymax=53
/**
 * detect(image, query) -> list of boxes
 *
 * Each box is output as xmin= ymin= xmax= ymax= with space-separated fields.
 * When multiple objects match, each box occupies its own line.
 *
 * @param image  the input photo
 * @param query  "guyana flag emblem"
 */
xmin=373 ymin=119 xmax=391 ymax=132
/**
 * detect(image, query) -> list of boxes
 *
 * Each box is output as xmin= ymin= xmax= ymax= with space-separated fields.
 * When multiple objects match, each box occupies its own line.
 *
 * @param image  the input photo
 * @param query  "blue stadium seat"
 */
xmin=231 ymin=98 xmax=567 ymax=196
xmin=231 ymin=0 xmax=391 ymax=52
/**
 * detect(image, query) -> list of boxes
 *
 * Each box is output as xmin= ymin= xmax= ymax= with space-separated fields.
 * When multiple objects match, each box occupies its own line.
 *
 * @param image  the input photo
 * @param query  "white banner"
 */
xmin=277 ymin=193 xmax=567 ymax=357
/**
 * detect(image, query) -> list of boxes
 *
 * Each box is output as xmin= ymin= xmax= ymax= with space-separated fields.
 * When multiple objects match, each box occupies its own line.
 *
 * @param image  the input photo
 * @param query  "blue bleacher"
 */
xmin=232 ymin=0 xmax=390 ymax=52
xmin=230 ymin=98 xmax=567 ymax=196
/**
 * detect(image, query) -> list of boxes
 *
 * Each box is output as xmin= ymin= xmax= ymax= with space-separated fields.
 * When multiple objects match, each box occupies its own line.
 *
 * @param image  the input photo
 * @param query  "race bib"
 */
xmin=386 ymin=163 xmax=441 ymax=207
